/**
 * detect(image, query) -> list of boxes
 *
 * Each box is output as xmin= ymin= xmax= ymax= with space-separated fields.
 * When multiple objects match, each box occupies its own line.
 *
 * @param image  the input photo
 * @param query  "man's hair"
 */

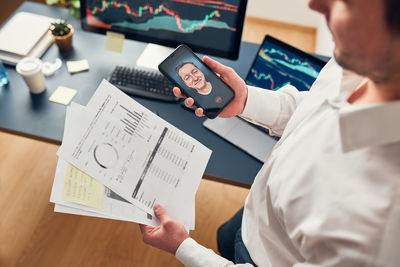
xmin=385 ymin=0 xmax=400 ymax=32
xmin=176 ymin=62 xmax=196 ymax=81
xmin=176 ymin=62 xmax=195 ymax=75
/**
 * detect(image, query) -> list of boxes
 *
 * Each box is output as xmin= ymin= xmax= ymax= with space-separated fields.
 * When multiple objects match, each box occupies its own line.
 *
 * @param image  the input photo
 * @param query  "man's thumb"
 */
xmin=154 ymin=204 xmax=169 ymax=223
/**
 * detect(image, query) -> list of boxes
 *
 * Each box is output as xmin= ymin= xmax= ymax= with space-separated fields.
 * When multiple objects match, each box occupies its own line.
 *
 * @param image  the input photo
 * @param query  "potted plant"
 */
xmin=50 ymin=20 xmax=74 ymax=51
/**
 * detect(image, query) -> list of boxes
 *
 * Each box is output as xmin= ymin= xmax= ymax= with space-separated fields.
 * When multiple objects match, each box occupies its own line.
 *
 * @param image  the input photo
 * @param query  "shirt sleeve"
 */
xmin=175 ymin=238 xmax=254 ymax=267
xmin=240 ymin=84 xmax=308 ymax=136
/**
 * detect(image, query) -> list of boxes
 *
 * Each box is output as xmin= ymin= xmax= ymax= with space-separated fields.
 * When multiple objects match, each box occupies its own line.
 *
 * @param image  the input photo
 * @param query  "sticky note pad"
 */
xmin=105 ymin=31 xmax=125 ymax=53
xmin=49 ymin=86 xmax=77 ymax=105
xmin=62 ymin=164 xmax=103 ymax=209
xmin=66 ymin=59 xmax=90 ymax=74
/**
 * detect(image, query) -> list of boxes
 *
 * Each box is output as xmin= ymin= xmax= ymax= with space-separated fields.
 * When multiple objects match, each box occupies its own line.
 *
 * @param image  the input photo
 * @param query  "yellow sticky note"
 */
xmin=49 ymin=86 xmax=77 ymax=105
xmin=66 ymin=59 xmax=90 ymax=74
xmin=62 ymin=164 xmax=104 ymax=209
xmin=105 ymin=31 xmax=125 ymax=53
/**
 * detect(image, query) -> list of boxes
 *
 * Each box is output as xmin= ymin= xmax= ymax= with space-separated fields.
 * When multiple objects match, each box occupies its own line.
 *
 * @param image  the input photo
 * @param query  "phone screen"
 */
xmin=159 ymin=45 xmax=235 ymax=119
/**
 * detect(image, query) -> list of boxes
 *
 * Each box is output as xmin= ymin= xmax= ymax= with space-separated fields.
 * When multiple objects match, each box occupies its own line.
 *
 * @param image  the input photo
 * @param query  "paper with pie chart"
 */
xmin=50 ymin=102 xmax=164 ymax=228
xmin=57 ymin=80 xmax=212 ymax=217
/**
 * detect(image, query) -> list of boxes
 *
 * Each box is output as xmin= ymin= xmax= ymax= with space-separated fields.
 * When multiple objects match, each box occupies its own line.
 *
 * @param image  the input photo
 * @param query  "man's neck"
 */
xmin=348 ymin=75 xmax=400 ymax=104
xmin=197 ymin=82 xmax=212 ymax=95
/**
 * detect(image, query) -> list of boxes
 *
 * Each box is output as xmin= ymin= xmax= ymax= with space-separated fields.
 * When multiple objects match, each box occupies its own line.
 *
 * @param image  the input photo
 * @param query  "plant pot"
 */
xmin=51 ymin=24 xmax=74 ymax=52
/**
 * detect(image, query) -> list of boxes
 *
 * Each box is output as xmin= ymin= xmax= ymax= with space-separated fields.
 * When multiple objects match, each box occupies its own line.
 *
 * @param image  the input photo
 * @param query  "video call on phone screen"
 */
xmin=166 ymin=51 xmax=234 ymax=111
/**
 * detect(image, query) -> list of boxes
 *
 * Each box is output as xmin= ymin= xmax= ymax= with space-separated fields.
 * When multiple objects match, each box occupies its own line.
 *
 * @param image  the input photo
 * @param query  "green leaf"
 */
xmin=68 ymin=7 xmax=81 ymax=19
xmin=71 ymin=0 xmax=80 ymax=9
xmin=46 ymin=0 xmax=59 ymax=5
xmin=50 ymin=20 xmax=70 ymax=36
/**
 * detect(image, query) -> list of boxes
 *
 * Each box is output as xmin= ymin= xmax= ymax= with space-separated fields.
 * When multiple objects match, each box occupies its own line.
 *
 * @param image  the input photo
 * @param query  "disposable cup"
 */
xmin=16 ymin=57 xmax=46 ymax=94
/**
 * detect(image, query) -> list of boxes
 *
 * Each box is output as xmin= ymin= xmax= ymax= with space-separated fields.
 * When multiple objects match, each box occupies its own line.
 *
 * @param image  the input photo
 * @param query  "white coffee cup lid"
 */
xmin=42 ymin=58 xmax=62 ymax=76
xmin=16 ymin=57 xmax=42 ymax=76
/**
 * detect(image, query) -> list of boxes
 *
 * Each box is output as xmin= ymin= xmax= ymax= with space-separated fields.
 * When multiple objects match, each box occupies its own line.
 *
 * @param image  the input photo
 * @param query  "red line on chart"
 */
xmin=169 ymin=0 xmax=238 ymax=12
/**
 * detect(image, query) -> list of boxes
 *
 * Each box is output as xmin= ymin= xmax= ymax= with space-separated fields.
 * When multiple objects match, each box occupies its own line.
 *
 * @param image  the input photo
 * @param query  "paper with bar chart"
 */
xmin=54 ymin=80 xmax=211 ymax=226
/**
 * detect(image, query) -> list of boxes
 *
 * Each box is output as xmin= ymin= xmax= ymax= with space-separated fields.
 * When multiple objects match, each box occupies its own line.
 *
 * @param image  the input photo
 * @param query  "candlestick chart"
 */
xmin=86 ymin=0 xmax=238 ymax=33
xmin=246 ymin=41 xmax=324 ymax=92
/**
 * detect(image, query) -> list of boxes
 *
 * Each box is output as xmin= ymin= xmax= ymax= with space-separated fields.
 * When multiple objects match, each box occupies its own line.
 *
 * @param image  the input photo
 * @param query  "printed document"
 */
xmin=56 ymin=80 xmax=211 ymax=219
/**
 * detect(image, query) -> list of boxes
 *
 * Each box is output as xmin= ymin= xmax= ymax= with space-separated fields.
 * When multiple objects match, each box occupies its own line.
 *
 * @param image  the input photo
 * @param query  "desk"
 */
xmin=0 ymin=1 xmax=263 ymax=187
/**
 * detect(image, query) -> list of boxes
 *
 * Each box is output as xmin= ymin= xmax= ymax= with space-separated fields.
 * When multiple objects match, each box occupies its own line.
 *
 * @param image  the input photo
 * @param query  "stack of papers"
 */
xmin=50 ymin=80 xmax=212 ymax=229
xmin=0 ymin=12 xmax=54 ymax=65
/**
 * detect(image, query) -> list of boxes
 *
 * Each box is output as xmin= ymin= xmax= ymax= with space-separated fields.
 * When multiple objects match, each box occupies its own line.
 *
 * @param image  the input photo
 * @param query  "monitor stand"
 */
xmin=136 ymin=43 xmax=175 ymax=71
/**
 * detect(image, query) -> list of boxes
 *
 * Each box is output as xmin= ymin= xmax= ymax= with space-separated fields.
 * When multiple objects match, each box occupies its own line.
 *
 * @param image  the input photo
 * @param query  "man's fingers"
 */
xmin=139 ymin=224 xmax=148 ymax=233
xmin=195 ymin=108 xmax=204 ymax=117
xmin=173 ymin=87 xmax=185 ymax=98
xmin=184 ymin=97 xmax=195 ymax=107
xmin=203 ymin=56 xmax=230 ymax=76
xmin=140 ymin=223 xmax=156 ymax=232
xmin=154 ymin=204 xmax=170 ymax=223
xmin=173 ymin=87 xmax=203 ymax=117
xmin=139 ymin=224 xmax=156 ymax=245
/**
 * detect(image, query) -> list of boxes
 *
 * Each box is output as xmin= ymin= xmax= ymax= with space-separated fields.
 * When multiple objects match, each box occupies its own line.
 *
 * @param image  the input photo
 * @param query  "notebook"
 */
xmin=0 ymin=12 xmax=54 ymax=65
xmin=203 ymin=35 xmax=328 ymax=162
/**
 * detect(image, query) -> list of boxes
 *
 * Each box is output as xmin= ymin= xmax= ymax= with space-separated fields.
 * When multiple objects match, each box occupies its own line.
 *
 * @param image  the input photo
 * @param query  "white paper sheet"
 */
xmin=54 ymin=203 xmax=126 ymax=221
xmin=57 ymin=80 xmax=211 ymax=221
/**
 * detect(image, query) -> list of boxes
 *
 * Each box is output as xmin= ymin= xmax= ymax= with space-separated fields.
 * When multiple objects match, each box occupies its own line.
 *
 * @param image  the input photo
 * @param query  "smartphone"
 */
xmin=158 ymin=44 xmax=235 ymax=119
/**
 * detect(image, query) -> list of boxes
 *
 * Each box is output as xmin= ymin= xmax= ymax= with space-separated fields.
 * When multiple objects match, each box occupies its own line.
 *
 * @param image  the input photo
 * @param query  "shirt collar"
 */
xmin=333 ymin=67 xmax=366 ymax=104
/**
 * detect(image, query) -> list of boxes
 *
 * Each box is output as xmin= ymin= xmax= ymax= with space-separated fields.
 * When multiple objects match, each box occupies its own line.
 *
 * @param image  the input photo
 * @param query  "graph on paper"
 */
xmin=118 ymin=104 xmax=150 ymax=138
xmin=85 ymin=0 xmax=241 ymax=51
xmin=245 ymin=36 xmax=326 ymax=92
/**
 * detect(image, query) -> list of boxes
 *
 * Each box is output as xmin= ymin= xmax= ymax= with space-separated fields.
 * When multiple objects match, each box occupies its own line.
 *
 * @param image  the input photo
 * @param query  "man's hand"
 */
xmin=173 ymin=56 xmax=248 ymax=118
xmin=139 ymin=204 xmax=189 ymax=255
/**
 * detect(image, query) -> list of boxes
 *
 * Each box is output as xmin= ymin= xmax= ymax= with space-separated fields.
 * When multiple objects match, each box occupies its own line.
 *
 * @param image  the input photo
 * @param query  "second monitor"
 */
xmin=80 ymin=0 xmax=248 ymax=60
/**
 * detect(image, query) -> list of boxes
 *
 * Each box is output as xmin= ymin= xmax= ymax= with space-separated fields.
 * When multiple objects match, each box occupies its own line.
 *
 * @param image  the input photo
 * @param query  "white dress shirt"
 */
xmin=175 ymin=59 xmax=400 ymax=267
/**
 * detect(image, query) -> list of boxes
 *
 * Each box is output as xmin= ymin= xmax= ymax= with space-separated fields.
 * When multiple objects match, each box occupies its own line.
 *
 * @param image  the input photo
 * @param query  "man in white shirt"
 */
xmin=139 ymin=0 xmax=400 ymax=266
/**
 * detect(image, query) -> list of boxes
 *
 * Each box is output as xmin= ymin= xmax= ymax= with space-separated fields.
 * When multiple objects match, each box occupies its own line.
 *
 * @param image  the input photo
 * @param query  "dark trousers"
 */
xmin=217 ymin=208 xmax=256 ymax=265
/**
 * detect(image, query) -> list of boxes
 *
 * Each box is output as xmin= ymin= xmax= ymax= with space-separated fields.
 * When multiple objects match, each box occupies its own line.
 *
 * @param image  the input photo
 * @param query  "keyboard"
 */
xmin=108 ymin=65 xmax=179 ymax=102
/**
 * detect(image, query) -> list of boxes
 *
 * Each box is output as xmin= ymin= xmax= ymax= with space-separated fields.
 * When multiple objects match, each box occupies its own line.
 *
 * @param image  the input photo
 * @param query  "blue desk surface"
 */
xmin=0 ymin=1 xmax=265 ymax=186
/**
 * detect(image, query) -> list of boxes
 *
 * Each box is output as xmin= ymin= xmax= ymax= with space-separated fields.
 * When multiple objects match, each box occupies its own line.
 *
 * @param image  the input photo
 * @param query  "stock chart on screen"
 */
xmin=246 ymin=36 xmax=325 ymax=92
xmin=85 ymin=0 xmax=242 ymax=53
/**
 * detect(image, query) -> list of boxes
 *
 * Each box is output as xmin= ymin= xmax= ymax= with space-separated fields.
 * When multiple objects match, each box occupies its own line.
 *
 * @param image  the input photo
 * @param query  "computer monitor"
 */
xmin=245 ymin=35 xmax=327 ymax=91
xmin=80 ymin=0 xmax=248 ymax=60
